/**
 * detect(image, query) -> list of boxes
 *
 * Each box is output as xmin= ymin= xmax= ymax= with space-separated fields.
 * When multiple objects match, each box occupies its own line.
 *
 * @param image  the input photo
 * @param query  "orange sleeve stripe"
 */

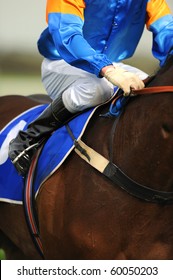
xmin=146 ymin=0 xmax=171 ymax=28
xmin=46 ymin=0 xmax=85 ymax=22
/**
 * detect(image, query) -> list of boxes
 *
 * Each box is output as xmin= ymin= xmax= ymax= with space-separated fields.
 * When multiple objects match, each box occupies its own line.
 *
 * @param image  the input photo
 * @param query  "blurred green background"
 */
xmin=0 ymin=1 xmax=46 ymax=96
xmin=0 ymin=249 xmax=6 ymax=260
xmin=0 ymin=0 xmax=173 ymax=97
xmin=0 ymin=53 xmax=46 ymax=95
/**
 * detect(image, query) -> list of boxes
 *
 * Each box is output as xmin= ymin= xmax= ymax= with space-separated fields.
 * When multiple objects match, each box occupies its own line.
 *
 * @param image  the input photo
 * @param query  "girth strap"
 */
xmin=74 ymin=139 xmax=173 ymax=204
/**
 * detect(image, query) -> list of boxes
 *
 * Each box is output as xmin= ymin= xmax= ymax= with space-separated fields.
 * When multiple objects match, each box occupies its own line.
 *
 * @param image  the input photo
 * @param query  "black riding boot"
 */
xmin=8 ymin=96 xmax=76 ymax=176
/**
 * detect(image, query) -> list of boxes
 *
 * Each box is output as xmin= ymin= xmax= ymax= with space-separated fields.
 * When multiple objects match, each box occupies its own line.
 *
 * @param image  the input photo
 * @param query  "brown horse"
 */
xmin=1 ymin=55 xmax=173 ymax=260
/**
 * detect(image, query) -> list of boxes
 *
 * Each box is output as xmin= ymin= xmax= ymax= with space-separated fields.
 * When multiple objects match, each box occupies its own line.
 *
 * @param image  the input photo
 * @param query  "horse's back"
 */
xmin=0 ymin=94 xmax=50 ymax=129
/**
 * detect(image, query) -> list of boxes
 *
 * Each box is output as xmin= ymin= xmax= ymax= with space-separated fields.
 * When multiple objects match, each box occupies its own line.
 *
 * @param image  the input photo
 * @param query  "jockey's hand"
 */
xmin=102 ymin=66 xmax=145 ymax=95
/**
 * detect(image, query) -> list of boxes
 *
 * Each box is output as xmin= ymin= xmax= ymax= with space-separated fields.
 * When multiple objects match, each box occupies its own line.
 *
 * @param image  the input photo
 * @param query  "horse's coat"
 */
xmin=1 ymin=56 xmax=173 ymax=259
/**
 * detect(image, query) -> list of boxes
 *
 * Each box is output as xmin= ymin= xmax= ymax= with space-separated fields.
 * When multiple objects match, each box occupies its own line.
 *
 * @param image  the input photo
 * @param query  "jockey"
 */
xmin=8 ymin=0 xmax=173 ymax=176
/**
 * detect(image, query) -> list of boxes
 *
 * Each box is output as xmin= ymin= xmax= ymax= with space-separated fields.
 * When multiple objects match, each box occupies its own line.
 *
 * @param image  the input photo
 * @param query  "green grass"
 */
xmin=0 ymin=74 xmax=46 ymax=97
xmin=0 ymin=249 xmax=6 ymax=260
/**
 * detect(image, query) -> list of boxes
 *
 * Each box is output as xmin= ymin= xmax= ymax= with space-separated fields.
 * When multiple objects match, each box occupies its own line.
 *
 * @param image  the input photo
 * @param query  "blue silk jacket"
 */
xmin=38 ymin=0 xmax=173 ymax=76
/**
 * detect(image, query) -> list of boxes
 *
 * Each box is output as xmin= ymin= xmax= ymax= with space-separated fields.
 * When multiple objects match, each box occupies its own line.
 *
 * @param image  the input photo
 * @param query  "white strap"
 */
xmin=74 ymin=139 xmax=109 ymax=173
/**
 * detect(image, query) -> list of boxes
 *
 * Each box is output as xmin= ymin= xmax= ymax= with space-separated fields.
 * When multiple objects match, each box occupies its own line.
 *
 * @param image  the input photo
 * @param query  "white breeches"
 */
xmin=41 ymin=58 xmax=148 ymax=113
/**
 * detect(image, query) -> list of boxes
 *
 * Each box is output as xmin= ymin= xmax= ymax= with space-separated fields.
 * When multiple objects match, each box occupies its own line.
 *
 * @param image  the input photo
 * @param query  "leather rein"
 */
xmin=132 ymin=85 xmax=173 ymax=95
xmin=72 ymin=85 xmax=173 ymax=205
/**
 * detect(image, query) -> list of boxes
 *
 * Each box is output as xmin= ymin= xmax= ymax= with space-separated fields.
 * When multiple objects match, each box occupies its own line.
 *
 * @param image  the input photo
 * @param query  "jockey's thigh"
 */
xmin=41 ymin=58 xmax=114 ymax=113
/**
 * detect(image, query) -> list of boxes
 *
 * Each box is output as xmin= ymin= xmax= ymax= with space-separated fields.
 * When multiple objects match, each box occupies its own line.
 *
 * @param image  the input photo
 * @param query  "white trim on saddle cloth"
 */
xmin=0 ymin=90 xmax=118 ymax=204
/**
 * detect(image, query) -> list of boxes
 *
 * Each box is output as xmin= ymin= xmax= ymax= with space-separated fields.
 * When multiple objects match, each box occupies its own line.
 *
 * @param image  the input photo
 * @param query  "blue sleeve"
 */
xmin=48 ymin=13 xmax=112 ymax=76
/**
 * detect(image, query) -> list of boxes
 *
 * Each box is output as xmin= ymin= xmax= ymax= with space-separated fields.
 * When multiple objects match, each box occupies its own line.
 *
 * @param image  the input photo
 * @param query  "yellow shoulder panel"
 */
xmin=46 ymin=0 xmax=85 ymax=21
xmin=146 ymin=0 xmax=171 ymax=28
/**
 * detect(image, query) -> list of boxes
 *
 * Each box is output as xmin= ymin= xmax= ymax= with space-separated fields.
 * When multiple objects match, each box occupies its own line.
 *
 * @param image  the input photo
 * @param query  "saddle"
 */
xmin=0 ymin=104 xmax=98 ymax=204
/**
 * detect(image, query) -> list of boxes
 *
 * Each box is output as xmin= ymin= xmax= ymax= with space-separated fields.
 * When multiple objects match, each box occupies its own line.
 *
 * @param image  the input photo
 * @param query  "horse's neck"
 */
xmin=112 ymin=91 xmax=173 ymax=193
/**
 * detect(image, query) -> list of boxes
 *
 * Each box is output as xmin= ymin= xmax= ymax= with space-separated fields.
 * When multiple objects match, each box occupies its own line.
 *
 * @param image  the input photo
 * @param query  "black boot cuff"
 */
xmin=51 ymin=96 xmax=74 ymax=124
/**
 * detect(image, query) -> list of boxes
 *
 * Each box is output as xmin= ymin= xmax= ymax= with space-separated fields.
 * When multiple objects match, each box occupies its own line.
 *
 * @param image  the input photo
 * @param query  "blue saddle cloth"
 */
xmin=0 ymin=105 xmax=94 ymax=204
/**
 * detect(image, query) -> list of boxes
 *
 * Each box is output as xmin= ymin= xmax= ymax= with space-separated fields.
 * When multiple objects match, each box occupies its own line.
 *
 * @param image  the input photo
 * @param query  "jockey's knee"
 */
xmin=62 ymin=78 xmax=114 ymax=113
